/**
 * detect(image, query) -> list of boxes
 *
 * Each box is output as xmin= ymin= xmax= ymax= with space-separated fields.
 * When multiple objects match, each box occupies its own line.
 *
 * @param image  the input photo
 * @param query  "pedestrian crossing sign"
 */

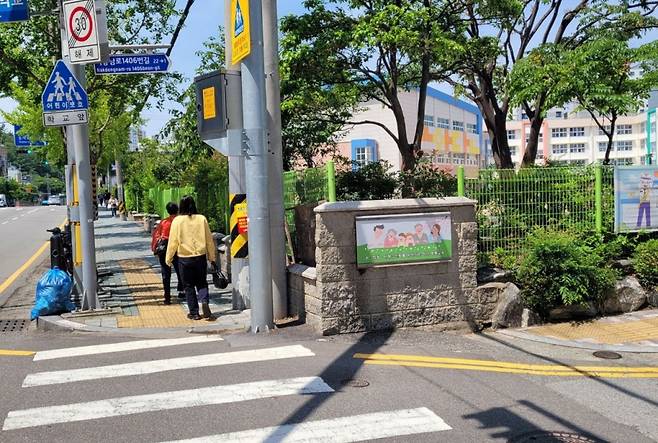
xmin=41 ymin=60 xmax=89 ymax=127
xmin=230 ymin=0 xmax=250 ymax=65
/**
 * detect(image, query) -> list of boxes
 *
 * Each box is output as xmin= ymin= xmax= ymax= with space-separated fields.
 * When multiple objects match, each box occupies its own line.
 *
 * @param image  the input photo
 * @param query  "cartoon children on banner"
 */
xmin=368 ymin=220 xmax=446 ymax=249
xmin=637 ymin=172 xmax=653 ymax=228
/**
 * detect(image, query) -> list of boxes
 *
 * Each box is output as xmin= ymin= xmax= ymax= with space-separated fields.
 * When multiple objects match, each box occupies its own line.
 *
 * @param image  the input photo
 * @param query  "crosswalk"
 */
xmin=2 ymin=336 xmax=453 ymax=442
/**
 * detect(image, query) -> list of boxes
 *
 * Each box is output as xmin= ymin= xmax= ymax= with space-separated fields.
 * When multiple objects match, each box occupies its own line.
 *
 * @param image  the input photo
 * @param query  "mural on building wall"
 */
xmin=615 ymin=166 xmax=658 ymax=232
xmin=355 ymin=212 xmax=452 ymax=267
xmin=421 ymin=126 xmax=480 ymax=175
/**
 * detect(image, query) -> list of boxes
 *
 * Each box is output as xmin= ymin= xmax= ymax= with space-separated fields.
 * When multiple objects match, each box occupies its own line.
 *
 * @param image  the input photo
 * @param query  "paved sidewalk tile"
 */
xmin=524 ymin=310 xmax=658 ymax=346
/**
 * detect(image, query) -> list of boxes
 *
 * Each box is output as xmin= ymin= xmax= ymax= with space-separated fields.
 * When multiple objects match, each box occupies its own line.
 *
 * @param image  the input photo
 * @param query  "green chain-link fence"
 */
xmin=457 ymin=165 xmax=614 ymax=258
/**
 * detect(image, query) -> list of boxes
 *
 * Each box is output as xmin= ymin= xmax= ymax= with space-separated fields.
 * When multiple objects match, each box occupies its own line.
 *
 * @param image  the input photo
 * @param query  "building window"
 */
xmin=436 ymin=117 xmax=450 ymax=129
xmin=640 ymin=139 xmax=646 ymax=151
xmin=552 ymin=128 xmax=567 ymax=138
xmin=555 ymin=111 xmax=562 ymax=118
xmin=452 ymin=120 xmax=464 ymax=131
xmin=598 ymin=125 xmax=611 ymax=136
xmin=552 ymin=144 xmax=568 ymax=154
xmin=507 ymin=130 xmax=516 ymax=140
xmin=570 ymin=143 xmax=586 ymax=153
xmin=466 ymin=123 xmax=478 ymax=134
xmin=616 ymin=140 xmax=633 ymax=151
xmin=599 ymin=142 xmax=611 ymax=152
xmin=354 ymin=147 xmax=370 ymax=167
xmin=570 ymin=127 xmax=585 ymax=137
xmin=351 ymin=139 xmax=377 ymax=170
xmin=611 ymin=158 xmax=634 ymax=166
xmin=640 ymin=122 xmax=646 ymax=133
xmin=569 ymin=160 xmax=586 ymax=166
xmin=509 ymin=147 xmax=517 ymax=156
xmin=617 ymin=124 xmax=632 ymax=135
xmin=424 ymin=115 xmax=434 ymax=127
xmin=453 ymin=153 xmax=465 ymax=164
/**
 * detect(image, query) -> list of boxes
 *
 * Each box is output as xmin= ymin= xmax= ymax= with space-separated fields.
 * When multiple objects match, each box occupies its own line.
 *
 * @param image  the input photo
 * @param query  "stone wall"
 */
xmin=307 ymin=198 xmax=485 ymax=335
xmin=287 ymin=264 xmax=318 ymax=321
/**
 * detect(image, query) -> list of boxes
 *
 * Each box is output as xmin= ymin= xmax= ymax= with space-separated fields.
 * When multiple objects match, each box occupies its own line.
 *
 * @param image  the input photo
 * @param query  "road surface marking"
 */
xmin=11 ymin=217 xmax=18 ymax=221
xmin=27 ymin=208 xmax=38 ymax=214
xmin=161 ymin=407 xmax=452 ymax=443
xmin=3 ymin=377 xmax=333 ymax=431
xmin=1 ymin=221 xmax=7 ymax=225
xmin=0 ymin=219 xmax=66 ymax=295
xmin=0 ymin=349 xmax=35 ymax=357
xmin=354 ymin=353 xmax=658 ymax=378
xmin=33 ymin=336 xmax=224 ymax=361
xmin=24 ymin=345 xmax=315 ymax=387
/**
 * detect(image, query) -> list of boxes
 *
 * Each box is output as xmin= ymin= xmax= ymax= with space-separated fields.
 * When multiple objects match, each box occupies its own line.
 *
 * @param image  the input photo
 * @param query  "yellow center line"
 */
xmin=0 ymin=218 xmax=67 ymax=295
xmin=0 ymin=349 xmax=35 ymax=357
xmin=354 ymin=353 xmax=658 ymax=378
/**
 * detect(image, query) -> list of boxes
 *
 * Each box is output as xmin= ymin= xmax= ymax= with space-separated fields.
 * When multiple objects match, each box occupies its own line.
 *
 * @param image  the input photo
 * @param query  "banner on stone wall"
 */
xmin=614 ymin=166 xmax=658 ymax=233
xmin=355 ymin=212 xmax=452 ymax=267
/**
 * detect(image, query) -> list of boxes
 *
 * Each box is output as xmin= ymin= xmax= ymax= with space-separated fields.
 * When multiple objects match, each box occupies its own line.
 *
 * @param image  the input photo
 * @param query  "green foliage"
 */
xmin=633 ymin=240 xmax=658 ymax=289
xmin=189 ymin=155 xmax=229 ymax=233
xmin=336 ymin=161 xmax=398 ymax=201
xmin=398 ymin=161 xmax=457 ymax=198
xmin=517 ymin=229 xmax=617 ymax=318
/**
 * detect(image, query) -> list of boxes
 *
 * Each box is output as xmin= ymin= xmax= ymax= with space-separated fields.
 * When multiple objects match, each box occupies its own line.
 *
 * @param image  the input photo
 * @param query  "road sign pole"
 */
xmin=238 ymin=0 xmax=274 ymax=332
xmin=224 ymin=0 xmax=248 ymax=311
xmin=69 ymin=63 xmax=99 ymax=310
xmin=262 ymin=0 xmax=287 ymax=321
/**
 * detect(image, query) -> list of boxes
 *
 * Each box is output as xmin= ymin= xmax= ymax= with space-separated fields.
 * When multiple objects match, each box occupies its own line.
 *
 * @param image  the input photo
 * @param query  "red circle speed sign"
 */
xmin=68 ymin=6 xmax=94 ymax=42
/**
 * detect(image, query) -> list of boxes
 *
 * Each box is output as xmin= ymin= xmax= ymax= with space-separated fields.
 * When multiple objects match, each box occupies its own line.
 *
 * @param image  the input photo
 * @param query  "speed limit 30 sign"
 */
xmin=63 ymin=0 xmax=100 ymax=64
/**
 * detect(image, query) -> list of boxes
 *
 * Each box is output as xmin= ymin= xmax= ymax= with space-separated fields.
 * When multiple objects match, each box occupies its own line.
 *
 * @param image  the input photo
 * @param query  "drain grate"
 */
xmin=0 ymin=319 xmax=29 ymax=333
xmin=593 ymin=351 xmax=622 ymax=360
xmin=509 ymin=431 xmax=603 ymax=443
xmin=341 ymin=378 xmax=370 ymax=388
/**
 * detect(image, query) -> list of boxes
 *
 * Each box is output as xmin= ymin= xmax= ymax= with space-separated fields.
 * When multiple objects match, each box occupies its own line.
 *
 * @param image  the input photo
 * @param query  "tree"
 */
xmin=281 ymin=0 xmax=468 ymax=172
xmin=451 ymin=0 xmax=658 ymax=168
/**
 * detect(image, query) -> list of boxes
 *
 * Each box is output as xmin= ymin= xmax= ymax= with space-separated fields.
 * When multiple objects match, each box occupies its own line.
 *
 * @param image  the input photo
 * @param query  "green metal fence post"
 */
xmin=595 ymin=165 xmax=603 ymax=234
xmin=457 ymin=165 xmax=465 ymax=197
xmin=327 ymin=160 xmax=337 ymax=202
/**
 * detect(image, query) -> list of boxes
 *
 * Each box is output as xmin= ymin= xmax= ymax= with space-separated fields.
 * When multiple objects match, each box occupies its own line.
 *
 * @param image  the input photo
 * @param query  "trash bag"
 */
xmin=30 ymin=267 xmax=74 ymax=320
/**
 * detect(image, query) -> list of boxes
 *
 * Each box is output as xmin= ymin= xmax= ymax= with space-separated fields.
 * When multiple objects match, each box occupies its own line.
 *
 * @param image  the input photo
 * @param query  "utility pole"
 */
xmin=239 ymin=0 xmax=274 ymax=332
xmin=262 ymin=0 xmax=287 ymax=320
xmin=115 ymin=157 xmax=126 ymax=220
xmin=224 ymin=0 xmax=248 ymax=311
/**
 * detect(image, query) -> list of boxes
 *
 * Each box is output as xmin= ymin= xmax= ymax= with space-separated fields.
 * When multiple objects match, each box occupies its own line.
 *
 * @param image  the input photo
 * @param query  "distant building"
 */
xmin=0 ymin=146 xmax=7 ymax=178
xmin=7 ymin=165 xmax=21 ymax=182
xmin=336 ymin=87 xmax=485 ymax=177
xmin=128 ymin=126 xmax=146 ymax=152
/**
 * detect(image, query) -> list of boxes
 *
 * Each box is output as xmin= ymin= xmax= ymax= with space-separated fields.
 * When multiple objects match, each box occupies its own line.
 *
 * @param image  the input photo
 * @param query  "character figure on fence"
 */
xmin=637 ymin=173 xmax=652 ymax=228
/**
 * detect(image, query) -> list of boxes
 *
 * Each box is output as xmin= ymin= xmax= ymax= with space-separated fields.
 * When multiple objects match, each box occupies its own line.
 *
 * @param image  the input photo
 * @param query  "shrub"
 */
xmin=633 ymin=239 xmax=658 ymax=289
xmin=516 ymin=229 xmax=617 ymax=318
xmin=336 ymin=160 xmax=398 ymax=201
xmin=397 ymin=160 xmax=457 ymax=198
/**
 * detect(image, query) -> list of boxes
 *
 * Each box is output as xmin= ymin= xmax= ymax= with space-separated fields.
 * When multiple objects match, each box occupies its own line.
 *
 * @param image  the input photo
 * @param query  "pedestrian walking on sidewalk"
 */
xmin=108 ymin=196 xmax=118 ymax=217
xmin=151 ymin=202 xmax=184 ymax=305
xmin=165 ymin=196 xmax=217 ymax=321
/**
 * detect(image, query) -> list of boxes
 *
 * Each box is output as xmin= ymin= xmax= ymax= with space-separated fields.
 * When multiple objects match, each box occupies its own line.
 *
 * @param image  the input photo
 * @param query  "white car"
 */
xmin=0 ymin=194 xmax=7 ymax=207
xmin=47 ymin=195 xmax=62 ymax=206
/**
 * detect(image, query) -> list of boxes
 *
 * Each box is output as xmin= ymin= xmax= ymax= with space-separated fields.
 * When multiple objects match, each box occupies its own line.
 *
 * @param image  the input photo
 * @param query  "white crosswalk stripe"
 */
xmin=32 ymin=336 xmax=224 ymax=361
xmin=3 ymin=377 xmax=334 ymax=431
xmin=160 ymin=407 xmax=452 ymax=443
xmin=24 ymin=345 xmax=315 ymax=387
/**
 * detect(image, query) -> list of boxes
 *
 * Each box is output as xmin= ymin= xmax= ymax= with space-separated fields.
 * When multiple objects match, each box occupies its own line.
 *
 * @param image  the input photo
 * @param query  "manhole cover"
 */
xmin=593 ymin=351 xmax=622 ymax=360
xmin=509 ymin=431 xmax=602 ymax=443
xmin=0 ymin=319 xmax=29 ymax=333
xmin=341 ymin=378 xmax=369 ymax=388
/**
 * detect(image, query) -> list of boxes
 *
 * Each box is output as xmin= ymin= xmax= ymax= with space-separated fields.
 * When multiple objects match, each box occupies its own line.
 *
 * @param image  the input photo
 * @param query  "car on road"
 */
xmin=47 ymin=195 xmax=62 ymax=206
xmin=0 ymin=194 xmax=7 ymax=207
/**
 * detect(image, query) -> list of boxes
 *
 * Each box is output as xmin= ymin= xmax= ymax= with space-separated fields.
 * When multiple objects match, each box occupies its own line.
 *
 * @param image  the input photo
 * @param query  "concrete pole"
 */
xmin=240 ymin=0 xmax=274 ymax=332
xmin=225 ymin=0 xmax=248 ymax=311
xmin=262 ymin=0 xmax=287 ymax=320
xmin=69 ymin=63 xmax=99 ymax=311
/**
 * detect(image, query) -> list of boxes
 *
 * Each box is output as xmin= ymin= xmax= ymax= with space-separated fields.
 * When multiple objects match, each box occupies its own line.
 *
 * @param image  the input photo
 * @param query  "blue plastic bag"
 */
xmin=31 ymin=267 xmax=74 ymax=320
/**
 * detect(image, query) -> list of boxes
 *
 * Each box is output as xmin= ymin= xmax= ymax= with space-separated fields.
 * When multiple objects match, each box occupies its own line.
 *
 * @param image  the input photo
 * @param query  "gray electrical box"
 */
xmin=195 ymin=69 xmax=243 ymax=156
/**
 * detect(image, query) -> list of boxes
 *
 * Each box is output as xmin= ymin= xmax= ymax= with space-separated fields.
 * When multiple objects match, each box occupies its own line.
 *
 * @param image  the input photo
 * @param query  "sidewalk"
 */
xmin=52 ymin=209 xmax=249 ymax=332
xmin=497 ymin=309 xmax=658 ymax=352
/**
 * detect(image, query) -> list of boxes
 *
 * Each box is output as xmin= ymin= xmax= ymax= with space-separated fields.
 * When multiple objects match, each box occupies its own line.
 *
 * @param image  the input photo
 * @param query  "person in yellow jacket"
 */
xmin=166 ymin=196 xmax=217 ymax=321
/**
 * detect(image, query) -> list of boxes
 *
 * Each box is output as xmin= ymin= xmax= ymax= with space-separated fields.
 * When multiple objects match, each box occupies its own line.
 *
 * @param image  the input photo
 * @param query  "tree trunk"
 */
xmin=399 ymin=141 xmax=417 ymax=172
xmin=522 ymin=116 xmax=543 ymax=167
xmin=484 ymin=111 xmax=514 ymax=169
xmin=604 ymin=117 xmax=617 ymax=165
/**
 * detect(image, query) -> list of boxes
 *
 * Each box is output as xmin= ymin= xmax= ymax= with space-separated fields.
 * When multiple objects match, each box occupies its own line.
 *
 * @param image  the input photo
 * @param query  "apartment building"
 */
xmin=336 ymin=87 xmax=484 ymax=177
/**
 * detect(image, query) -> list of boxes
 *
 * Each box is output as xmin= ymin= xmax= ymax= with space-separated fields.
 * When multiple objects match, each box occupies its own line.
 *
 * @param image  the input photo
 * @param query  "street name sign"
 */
xmin=63 ymin=0 xmax=101 ymax=64
xmin=230 ymin=0 xmax=250 ymax=65
xmin=0 ymin=0 xmax=28 ymax=23
xmin=13 ymin=125 xmax=46 ymax=147
xmin=42 ymin=60 xmax=89 ymax=127
xmin=94 ymin=54 xmax=170 ymax=75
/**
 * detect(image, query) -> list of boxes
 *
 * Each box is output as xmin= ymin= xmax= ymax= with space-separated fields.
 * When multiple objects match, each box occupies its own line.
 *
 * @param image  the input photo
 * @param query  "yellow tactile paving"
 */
xmin=116 ymin=259 xmax=199 ymax=328
xmin=528 ymin=316 xmax=658 ymax=344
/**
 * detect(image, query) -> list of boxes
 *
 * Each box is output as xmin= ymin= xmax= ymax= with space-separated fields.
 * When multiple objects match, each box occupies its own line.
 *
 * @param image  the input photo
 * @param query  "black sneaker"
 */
xmin=187 ymin=314 xmax=202 ymax=320
xmin=177 ymin=292 xmax=186 ymax=299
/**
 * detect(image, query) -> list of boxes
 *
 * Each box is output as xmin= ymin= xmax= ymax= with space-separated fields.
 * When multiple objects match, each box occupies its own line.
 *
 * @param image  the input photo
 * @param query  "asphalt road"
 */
xmin=1 ymin=327 xmax=658 ymax=443
xmin=0 ymin=205 xmax=67 ymax=297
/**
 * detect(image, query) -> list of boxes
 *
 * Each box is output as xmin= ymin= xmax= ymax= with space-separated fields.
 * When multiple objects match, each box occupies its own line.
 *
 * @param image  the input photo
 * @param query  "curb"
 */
xmin=496 ymin=329 xmax=658 ymax=354
xmin=36 ymin=315 xmax=249 ymax=337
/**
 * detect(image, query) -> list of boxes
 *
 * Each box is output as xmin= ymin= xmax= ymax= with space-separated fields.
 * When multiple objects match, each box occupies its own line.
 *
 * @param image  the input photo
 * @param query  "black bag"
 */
xmin=154 ymin=238 xmax=168 ymax=256
xmin=210 ymin=262 xmax=229 ymax=289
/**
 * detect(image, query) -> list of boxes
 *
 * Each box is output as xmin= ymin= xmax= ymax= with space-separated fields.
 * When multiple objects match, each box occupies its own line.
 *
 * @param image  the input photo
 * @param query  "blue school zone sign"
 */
xmin=42 ymin=60 xmax=88 ymax=113
xmin=0 ymin=0 xmax=29 ymax=23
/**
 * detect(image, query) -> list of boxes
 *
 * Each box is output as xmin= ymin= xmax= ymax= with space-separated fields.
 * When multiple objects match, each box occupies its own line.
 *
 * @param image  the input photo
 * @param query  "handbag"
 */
xmin=154 ymin=238 xmax=168 ymax=256
xmin=210 ymin=262 xmax=229 ymax=289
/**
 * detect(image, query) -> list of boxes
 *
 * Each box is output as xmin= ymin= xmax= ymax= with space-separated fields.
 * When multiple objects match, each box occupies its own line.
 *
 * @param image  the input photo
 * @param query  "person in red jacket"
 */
xmin=151 ymin=202 xmax=183 ymax=305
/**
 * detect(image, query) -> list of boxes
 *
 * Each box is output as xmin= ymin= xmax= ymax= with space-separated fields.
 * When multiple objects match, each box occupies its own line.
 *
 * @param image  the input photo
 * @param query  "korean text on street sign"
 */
xmin=63 ymin=0 xmax=100 ymax=64
xmin=230 ymin=0 xmax=250 ymax=65
xmin=13 ymin=125 xmax=47 ymax=147
xmin=0 ymin=0 xmax=29 ymax=23
xmin=41 ymin=60 xmax=89 ymax=127
xmin=94 ymin=54 xmax=171 ymax=75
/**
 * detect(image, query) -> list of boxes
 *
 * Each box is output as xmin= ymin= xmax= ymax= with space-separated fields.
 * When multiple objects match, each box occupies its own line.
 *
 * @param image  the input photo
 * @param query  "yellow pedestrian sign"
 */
xmin=230 ymin=0 xmax=251 ymax=65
